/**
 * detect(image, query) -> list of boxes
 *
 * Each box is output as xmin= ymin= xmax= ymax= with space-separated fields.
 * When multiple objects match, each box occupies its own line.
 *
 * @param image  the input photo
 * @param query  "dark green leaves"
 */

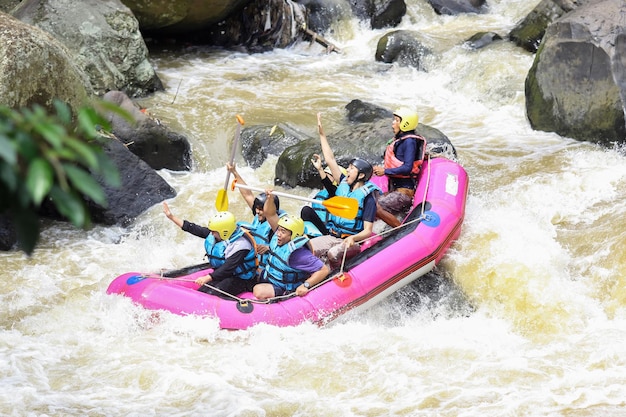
xmin=0 ymin=99 xmax=128 ymax=255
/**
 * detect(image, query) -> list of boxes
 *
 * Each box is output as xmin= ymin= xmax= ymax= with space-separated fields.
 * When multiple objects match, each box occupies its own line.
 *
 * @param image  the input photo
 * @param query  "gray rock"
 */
xmin=122 ymin=0 xmax=252 ymax=33
xmin=426 ymin=0 xmax=488 ymax=15
xmin=12 ymin=0 xmax=162 ymax=97
xmin=525 ymin=0 xmax=626 ymax=145
xmin=86 ymin=138 xmax=177 ymax=226
xmin=0 ymin=12 xmax=92 ymax=112
xmin=103 ymin=91 xmax=192 ymax=171
xmin=375 ymin=30 xmax=432 ymax=70
xmin=508 ymin=0 xmax=591 ymax=53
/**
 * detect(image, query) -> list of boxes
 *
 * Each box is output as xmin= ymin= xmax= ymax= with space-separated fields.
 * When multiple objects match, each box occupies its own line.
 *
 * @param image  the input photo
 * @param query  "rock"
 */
xmin=463 ymin=31 xmax=502 ymax=50
xmin=241 ymin=124 xmax=303 ymax=169
xmin=103 ymin=91 xmax=192 ymax=171
xmin=508 ymin=0 xmax=591 ymax=53
xmin=370 ymin=0 xmax=406 ymax=30
xmin=12 ymin=0 xmax=162 ymax=97
xmin=375 ymin=30 xmax=432 ymax=70
xmin=0 ymin=214 xmax=17 ymax=251
xmin=86 ymin=138 xmax=177 ymax=226
xmin=426 ymin=0 xmax=488 ymax=15
xmin=525 ymin=0 xmax=626 ymax=145
xmin=0 ymin=12 xmax=92 ymax=112
xmin=203 ymin=0 xmax=307 ymax=52
xmin=122 ymin=0 xmax=251 ymax=33
xmin=299 ymin=0 xmax=352 ymax=34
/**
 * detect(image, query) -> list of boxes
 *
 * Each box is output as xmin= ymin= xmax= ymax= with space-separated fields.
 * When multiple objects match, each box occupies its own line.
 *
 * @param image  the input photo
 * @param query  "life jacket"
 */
xmin=311 ymin=189 xmax=331 ymax=224
xmin=203 ymin=226 xmax=258 ymax=280
xmin=262 ymin=235 xmax=311 ymax=292
xmin=238 ymin=210 xmax=285 ymax=275
xmin=325 ymin=180 xmax=381 ymax=237
xmin=383 ymin=133 xmax=426 ymax=178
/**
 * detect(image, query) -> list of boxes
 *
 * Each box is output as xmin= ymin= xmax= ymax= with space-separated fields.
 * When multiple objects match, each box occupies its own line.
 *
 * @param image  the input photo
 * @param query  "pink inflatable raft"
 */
xmin=107 ymin=156 xmax=469 ymax=330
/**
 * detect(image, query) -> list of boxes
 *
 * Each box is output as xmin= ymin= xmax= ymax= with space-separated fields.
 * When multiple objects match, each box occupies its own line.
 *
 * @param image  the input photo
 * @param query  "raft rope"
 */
xmin=335 ymin=153 xmax=433 ymax=276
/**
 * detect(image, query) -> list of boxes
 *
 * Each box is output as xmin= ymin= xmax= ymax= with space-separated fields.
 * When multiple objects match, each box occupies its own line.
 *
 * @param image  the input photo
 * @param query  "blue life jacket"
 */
xmin=262 ymin=235 xmax=311 ymax=292
xmin=238 ymin=210 xmax=285 ymax=274
xmin=311 ymin=189 xmax=330 ymax=224
xmin=325 ymin=180 xmax=381 ymax=237
xmin=203 ymin=226 xmax=257 ymax=280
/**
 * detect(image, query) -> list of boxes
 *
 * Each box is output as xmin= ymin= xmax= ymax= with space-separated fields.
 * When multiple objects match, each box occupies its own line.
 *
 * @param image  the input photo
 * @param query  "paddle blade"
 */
xmin=322 ymin=196 xmax=359 ymax=219
xmin=215 ymin=188 xmax=228 ymax=211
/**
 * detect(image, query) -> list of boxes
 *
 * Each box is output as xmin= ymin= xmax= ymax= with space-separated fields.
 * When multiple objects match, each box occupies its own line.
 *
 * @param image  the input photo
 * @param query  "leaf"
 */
xmin=53 ymin=100 xmax=71 ymax=125
xmin=0 ymin=135 xmax=17 ymax=164
xmin=63 ymin=136 xmax=99 ymax=169
xmin=63 ymin=163 xmax=107 ymax=206
xmin=49 ymin=185 xmax=87 ymax=227
xmin=33 ymin=120 xmax=66 ymax=149
xmin=25 ymin=158 xmax=53 ymax=205
xmin=77 ymin=107 xmax=102 ymax=139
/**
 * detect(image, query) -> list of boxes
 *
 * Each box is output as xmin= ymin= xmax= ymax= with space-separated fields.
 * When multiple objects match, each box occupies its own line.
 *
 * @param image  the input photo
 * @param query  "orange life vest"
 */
xmin=383 ymin=134 xmax=426 ymax=178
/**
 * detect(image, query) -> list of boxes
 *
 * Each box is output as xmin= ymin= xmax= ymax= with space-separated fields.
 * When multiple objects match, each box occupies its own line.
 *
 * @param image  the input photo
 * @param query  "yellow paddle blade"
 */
xmin=215 ymin=188 xmax=228 ymax=211
xmin=322 ymin=196 xmax=358 ymax=219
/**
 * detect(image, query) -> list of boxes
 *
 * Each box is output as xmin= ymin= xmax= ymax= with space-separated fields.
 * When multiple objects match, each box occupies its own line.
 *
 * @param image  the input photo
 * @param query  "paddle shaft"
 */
xmin=233 ymin=183 xmax=328 ymax=206
xmin=223 ymin=116 xmax=244 ymax=190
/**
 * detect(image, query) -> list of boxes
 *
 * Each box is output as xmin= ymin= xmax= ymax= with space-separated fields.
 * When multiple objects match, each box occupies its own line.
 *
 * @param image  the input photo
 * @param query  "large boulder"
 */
xmin=0 ymin=12 xmax=92 ymax=111
xmin=375 ymin=30 xmax=432 ymax=69
xmin=85 ymin=138 xmax=177 ymax=225
xmin=12 ymin=0 xmax=162 ymax=97
xmin=525 ymin=0 xmax=626 ymax=145
xmin=120 ymin=0 xmax=251 ymax=33
xmin=508 ymin=0 xmax=593 ymax=53
xmin=103 ymin=91 xmax=192 ymax=171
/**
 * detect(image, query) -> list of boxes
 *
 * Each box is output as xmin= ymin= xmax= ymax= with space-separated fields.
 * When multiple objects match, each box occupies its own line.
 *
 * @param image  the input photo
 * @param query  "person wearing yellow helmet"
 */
xmin=253 ymin=190 xmax=329 ymax=300
xmin=162 ymin=204 xmax=257 ymax=297
xmin=372 ymin=107 xmax=427 ymax=227
xmin=227 ymin=162 xmax=284 ymax=276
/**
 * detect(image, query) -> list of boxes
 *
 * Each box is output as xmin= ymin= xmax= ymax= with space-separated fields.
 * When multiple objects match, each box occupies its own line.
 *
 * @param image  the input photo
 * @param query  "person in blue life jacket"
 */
xmin=302 ymin=112 xmax=380 ymax=268
xmin=162 ymin=205 xmax=257 ymax=297
xmin=303 ymin=153 xmax=348 ymax=233
xmin=372 ymin=108 xmax=427 ymax=227
xmin=253 ymin=189 xmax=329 ymax=301
xmin=226 ymin=162 xmax=282 ymax=274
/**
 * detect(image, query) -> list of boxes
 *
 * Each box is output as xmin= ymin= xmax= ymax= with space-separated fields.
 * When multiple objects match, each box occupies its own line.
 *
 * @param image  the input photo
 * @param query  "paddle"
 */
xmin=231 ymin=181 xmax=359 ymax=219
xmin=215 ymin=114 xmax=245 ymax=211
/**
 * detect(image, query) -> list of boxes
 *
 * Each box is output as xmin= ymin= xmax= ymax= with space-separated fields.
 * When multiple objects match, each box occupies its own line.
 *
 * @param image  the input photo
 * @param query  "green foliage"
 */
xmin=0 ymin=99 xmax=130 ymax=255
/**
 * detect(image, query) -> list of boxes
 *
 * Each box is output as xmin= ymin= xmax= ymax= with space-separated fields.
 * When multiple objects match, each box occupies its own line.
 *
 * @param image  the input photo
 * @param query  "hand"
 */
xmin=195 ymin=275 xmax=212 ymax=286
xmin=295 ymin=284 xmax=310 ymax=296
xmin=163 ymin=202 xmax=173 ymax=219
xmin=373 ymin=165 xmax=385 ymax=176
xmin=257 ymin=244 xmax=269 ymax=255
xmin=344 ymin=236 xmax=356 ymax=248
xmin=317 ymin=112 xmax=324 ymax=135
xmin=311 ymin=154 xmax=323 ymax=171
xmin=226 ymin=162 xmax=237 ymax=174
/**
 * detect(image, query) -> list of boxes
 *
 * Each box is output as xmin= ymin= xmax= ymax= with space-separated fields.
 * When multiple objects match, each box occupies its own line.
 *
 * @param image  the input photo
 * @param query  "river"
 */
xmin=2 ymin=0 xmax=626 ymax=415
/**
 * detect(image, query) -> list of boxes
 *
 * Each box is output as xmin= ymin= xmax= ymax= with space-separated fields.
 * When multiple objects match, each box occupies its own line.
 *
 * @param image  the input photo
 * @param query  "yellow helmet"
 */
xmin=208 ymin=211 xmax=237 ymax=240
xmin=277 ymin=215 xmax=305 ymax=239
xmin=393 ymin=108 xmax=419 ymax=131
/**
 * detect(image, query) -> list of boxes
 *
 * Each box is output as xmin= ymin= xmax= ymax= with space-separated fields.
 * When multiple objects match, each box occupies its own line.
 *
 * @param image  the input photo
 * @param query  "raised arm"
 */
xmin=263 ymin=189 xmax=280 ymax=231
xmin=317 ymin=112 xmax=343 ymax=181
xmin=227 ymin=162 xmax=255 ymax=209
xmin=163 ymin=202 xmax=184 ymax=228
